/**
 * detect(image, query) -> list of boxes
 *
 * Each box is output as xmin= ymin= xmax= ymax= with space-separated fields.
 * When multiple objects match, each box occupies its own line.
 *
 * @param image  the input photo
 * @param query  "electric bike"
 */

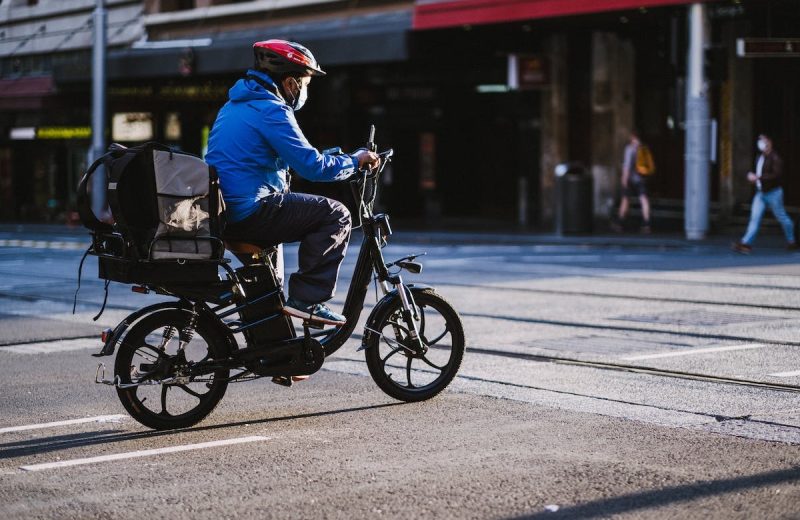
xmin=93 ymin=127 xmax=465 ymax=430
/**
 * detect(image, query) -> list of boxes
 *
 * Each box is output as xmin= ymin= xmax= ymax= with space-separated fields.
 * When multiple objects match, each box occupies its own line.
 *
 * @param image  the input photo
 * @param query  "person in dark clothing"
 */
xmin=205 ymin=40 xmax=380 ymax=325
xmin=732 ymin=134 xmax=797 ymax=254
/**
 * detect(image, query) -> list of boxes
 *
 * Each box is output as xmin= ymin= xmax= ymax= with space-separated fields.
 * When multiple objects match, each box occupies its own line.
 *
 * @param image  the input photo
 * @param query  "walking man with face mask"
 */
xmin=732 ymin=134 xmax=797 ymax=254
xmin=206 ymin=40 xmax=380 ymax=325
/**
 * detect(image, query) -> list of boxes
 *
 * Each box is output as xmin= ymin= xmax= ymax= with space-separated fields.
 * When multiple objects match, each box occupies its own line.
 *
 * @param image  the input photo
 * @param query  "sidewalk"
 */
xmin=1 ymin=221 xmax=792 ymax=253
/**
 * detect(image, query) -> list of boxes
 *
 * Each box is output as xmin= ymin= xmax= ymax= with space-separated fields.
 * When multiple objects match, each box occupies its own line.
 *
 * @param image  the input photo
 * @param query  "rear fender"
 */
xmin=92 ymin=301 xmax=238 ymax=357
xmin=361 ymin=283 xmax=432 ymax=350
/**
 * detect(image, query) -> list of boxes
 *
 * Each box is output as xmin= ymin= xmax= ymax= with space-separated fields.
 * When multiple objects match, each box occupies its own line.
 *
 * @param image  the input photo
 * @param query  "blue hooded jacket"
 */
xmin=205 ymin=69 xmax=358 ymax=223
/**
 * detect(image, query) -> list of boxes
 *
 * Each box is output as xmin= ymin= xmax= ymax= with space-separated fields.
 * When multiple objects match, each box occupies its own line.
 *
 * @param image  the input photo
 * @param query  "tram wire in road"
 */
xmin=435 ymin=281 xmax=800 ymax=313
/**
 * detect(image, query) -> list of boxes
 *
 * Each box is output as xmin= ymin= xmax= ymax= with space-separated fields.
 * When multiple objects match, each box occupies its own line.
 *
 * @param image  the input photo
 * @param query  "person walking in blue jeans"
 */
xmin=732 ymin=134 xmax=797 ymax=254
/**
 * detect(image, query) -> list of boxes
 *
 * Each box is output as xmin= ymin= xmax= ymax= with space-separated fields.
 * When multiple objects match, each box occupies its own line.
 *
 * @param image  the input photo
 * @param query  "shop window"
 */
xmin=112 ymin=112 xmax=153 ymax=142
xmin=164 ymin=112 xmax=182 ymax=141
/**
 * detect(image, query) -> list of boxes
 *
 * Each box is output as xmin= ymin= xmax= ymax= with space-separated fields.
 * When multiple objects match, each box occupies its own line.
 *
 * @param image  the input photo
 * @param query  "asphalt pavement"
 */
xmin=0 ymin=224 xmax=799 ymax=519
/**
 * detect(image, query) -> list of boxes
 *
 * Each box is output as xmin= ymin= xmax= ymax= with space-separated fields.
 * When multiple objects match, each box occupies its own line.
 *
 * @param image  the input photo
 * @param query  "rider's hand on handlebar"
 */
xmin=353 ymin=149 xmax=381 ymax=171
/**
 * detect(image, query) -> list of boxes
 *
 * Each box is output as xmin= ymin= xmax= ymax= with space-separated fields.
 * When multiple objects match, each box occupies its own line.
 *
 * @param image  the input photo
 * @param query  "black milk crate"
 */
xmin=98 ymin=255 xmax=221 ymax=285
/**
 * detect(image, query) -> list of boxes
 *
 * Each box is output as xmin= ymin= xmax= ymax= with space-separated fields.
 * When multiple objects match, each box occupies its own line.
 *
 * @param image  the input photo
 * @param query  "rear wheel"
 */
xmin=364 ymin=289 xmax=464 ymax=402
xmin=114 ymin=309 xmax=230 ymax=430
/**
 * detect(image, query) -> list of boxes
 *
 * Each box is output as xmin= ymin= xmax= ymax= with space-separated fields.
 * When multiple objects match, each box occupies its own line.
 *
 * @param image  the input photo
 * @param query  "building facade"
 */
xmin=1 ymin=0 xmax=798 ymax=232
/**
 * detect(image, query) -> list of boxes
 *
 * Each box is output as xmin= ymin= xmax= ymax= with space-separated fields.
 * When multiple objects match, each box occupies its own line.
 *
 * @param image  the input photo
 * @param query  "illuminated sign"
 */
xmin=36 ymin=127 xmax=92 ymax=139
xmin=10 ymin=127 xmax=35 ymax=140
xmin=737 ymin=38 xmax=800 ymax=58
xmin=10 ymin=127 xmax=91 ymax=140
xmin=112 ymin=112 xmax=153 ymax=141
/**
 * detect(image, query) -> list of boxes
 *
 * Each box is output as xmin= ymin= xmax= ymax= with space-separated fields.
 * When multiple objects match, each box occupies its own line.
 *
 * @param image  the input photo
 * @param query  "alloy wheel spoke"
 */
xmin=381 ymin=346 xmax=403 ymax=366
xmin=423 ymin=326 xmax=449 ymax=347
xmin=419 ymin=354 xmax=446 ymax=372
xmin=160 ymin=385 xmax=170 ymax=415
xmin=176 ymin=384 xmax=204 ymax=399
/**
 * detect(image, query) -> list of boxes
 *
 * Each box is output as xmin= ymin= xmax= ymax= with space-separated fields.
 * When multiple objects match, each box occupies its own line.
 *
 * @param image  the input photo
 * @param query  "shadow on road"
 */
xmin=0 ymin=401 xmax=402 ymax=461
xmin=513 ymin=466 xmax=800 ymax=519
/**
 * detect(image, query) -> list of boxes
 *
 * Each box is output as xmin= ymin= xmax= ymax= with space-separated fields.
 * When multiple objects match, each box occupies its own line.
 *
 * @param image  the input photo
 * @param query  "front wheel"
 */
xmin=364 ymin=289 xmax=464 ymax=402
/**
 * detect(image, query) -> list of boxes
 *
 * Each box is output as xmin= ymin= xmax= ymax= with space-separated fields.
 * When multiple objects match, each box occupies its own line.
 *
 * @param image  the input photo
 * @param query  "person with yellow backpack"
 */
xmin=612 ymin=129 xmax=654 ymax=233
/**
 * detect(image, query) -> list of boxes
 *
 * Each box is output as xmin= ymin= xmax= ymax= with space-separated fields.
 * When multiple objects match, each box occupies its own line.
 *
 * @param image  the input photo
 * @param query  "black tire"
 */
xmin=114 ymin=309 xmax=230 ymax=430
xmin=364 ymin=289 xmax=464 ymax=402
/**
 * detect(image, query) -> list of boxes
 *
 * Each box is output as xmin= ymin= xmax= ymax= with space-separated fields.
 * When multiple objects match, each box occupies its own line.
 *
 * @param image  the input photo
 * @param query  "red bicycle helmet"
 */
xmin=253 ymin=39 xmax=326 ymax=76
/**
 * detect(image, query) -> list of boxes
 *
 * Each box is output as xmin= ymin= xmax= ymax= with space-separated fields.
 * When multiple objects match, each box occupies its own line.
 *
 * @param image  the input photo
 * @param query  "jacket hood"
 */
xmin=228 ymin=69 xmax=284 ymax=103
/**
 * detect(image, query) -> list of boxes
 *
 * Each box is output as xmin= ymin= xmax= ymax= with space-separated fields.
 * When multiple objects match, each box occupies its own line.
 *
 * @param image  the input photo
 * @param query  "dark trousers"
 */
xmin=225 ymin=192 xmax=351 ymax=303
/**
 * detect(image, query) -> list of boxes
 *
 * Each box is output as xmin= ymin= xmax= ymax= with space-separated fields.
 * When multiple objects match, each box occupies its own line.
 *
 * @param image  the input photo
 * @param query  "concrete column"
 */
xmin=540 ymin=33 xmax=569 ymax=225
xmin=684 ymin=3 xmax=711 ymax=240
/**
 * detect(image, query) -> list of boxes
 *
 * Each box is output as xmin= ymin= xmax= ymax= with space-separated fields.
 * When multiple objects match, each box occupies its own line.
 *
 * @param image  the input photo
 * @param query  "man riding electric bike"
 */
xmin=205 ymin=39 xmax=380 ymax=327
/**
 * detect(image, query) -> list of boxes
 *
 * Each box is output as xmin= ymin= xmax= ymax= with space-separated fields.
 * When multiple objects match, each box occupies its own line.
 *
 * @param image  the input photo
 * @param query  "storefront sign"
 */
xmin=508 ymin=54 xmax=548 ymax=90
xmin=10 ymin=127 xmax=91 ymax=140
xmin=737 ymin=38 xmax=800 ymax=58
xmin=36 ymin=127 xmax=91 ymax=140
xmin=10 ymin=127 xmax=35 ymax=140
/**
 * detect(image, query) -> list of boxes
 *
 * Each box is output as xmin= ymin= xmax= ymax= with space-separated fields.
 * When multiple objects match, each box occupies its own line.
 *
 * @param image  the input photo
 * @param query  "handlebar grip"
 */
xmin=367 ymin=124 xmax=376 ymax=152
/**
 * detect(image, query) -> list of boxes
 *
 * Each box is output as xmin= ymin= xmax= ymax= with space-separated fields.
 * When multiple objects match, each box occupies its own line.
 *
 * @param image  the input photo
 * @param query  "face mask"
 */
xmin=757 ymin=140 xmax=767 ymax=152
xmin=289 ymin=78 xmax=308 ymax=112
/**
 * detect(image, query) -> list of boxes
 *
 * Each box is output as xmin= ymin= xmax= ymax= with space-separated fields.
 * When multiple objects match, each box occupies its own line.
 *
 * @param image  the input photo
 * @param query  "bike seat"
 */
xmin=225 ymin=240 xmax=270 ymax=255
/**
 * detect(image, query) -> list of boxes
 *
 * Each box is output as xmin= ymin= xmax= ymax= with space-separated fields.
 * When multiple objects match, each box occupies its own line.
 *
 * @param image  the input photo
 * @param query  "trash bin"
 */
xmin=555 ymin=162 xmax=593 ymax=234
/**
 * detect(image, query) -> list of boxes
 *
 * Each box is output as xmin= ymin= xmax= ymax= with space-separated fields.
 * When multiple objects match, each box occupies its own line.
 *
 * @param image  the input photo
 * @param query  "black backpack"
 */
xmin=77 ymin=142 xmax=225 ymax=285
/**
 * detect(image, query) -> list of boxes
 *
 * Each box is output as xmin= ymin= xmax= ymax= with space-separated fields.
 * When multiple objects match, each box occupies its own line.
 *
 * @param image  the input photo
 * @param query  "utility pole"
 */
xmin=90 ymin=0 xmax=107 ymax=216
xmin=684 ymin=3 xmax=710 ymax=240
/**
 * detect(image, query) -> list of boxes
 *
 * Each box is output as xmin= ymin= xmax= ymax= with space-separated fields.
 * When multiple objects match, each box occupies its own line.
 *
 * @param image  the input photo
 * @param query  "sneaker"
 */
xmin=610 ymin=219 xmax=623 ymax=233
xmin=640 ymin=222 xmax=652 ymax=234
xmin=787 ymin=242 xmax=799 ymax=251
xmin=283 ymin=297 xmax=346 ymax=326
xmin=731 ymin=241 xmax=752 ymax=254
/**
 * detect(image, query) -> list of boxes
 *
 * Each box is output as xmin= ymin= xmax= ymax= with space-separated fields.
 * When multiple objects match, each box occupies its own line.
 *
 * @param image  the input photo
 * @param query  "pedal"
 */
xmin=303 ymin=319 xmax=324 ymax=330
xmin=271 ymin=376 xmax=292 ymax=387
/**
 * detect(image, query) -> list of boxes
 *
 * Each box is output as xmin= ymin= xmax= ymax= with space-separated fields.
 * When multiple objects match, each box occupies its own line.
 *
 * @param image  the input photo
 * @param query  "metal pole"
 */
xmin=684 ymin=3 xmax=710 ymax=240
xmin=90 ymin=0 xmax=107 ymax=216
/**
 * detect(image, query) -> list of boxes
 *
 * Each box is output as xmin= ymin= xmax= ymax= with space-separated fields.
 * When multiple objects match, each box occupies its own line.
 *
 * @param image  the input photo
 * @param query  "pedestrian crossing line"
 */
xmin=1 ymin=338 xmax=100 ymax=355
xmin=768 ymin=370 xmax=800 ymax=378
xmin=19 ymin=435 xmax=270 ymax=472
xmin=0 ymin=239 xmax=87 ymax=251
xmin=621 ymin=344 xmax=768 ymax=361
xmin=0 ymin=415 xmax=127 ymax=434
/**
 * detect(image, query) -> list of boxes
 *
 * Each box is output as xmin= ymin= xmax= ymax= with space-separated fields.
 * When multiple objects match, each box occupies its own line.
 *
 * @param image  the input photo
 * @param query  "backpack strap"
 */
xmin=76 ymin=152 xmax=115 ymax=233
xmin=105 ymin=148 xmax=141 ymax=240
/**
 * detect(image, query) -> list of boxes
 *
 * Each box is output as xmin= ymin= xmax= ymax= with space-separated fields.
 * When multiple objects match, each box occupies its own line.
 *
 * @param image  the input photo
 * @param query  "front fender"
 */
xmin=361 ymin=283 xmax=433 ymax=349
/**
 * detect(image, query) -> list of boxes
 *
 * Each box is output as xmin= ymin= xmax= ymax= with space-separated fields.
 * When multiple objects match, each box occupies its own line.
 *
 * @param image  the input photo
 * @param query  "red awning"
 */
xmin=414 ymin=0 xmax=703 ymax=30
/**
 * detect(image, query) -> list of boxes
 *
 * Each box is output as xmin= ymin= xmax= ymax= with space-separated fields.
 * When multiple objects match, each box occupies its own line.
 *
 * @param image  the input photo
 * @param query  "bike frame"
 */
xmin=95 ymin=147 xmax=429 ymax=377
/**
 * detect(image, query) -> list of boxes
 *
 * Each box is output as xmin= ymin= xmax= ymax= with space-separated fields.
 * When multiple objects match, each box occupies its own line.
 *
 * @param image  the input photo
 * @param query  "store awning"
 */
xmin=413 ymin=0 xmax=706 ymax=30
xmin=0 ymin=75 xmax=55 ymax=110
xmin=55 ymin=8 xmax=411 ymax=82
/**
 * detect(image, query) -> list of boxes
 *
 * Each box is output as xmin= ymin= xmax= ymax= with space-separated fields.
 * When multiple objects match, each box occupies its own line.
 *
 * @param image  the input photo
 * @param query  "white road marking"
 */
xmin=768 ymin=370 xmax=800 ymax=378
xmin=0 ymin=239 xmax=86 ymax=250
xmin=0 ymin=415 xmax=127 ymax=434
xmin=1 ymin=338 xmax=99 ymax=355
xmin=621 ymin=344 xmax=767 ymax=361
xmin=19 ymin=436 xmax=270 ymax=472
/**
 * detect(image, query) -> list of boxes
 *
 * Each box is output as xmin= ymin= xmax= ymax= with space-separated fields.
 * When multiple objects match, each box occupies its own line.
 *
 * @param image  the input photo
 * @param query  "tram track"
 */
xmin=436 ymin=281 xmax=800 ymax=312
xmin=464 ymin=345 xmax=800 ymax=395
xmin=425 ymin=261 xmax=800 ymax=292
